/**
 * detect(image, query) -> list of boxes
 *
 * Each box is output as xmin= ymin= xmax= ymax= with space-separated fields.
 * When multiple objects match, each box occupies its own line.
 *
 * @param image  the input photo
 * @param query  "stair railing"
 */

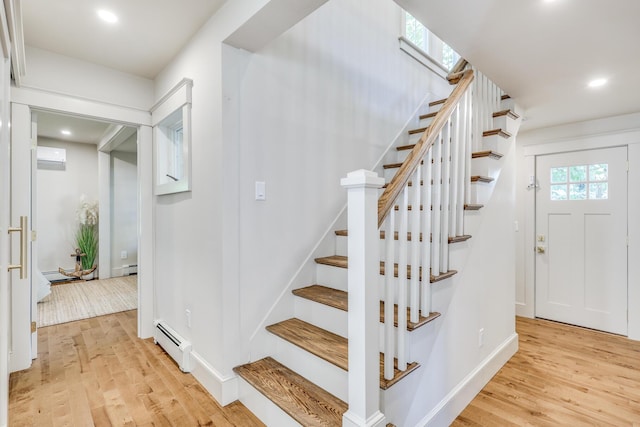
xmin=342 ymin=59 xmax=505 ymax=426
xmin=377 ymin=65 xmax=475 ymax=379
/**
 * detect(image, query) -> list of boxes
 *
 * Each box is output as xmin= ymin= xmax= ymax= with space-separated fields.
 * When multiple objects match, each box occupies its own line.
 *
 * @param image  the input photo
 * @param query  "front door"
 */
xmin=535 ymin=147 xmax=628 ymax=335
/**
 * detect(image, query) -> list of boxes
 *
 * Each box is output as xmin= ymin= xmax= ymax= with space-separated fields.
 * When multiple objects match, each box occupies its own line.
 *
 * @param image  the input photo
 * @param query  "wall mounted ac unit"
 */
xmin=153 ymin=319 xmax=192 ymax=372
xmin=37 ymin=146 xmax=66 ymax=168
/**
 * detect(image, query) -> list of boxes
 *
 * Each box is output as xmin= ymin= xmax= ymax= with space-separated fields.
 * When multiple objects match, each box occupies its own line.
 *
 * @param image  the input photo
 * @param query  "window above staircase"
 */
xmin=400 ymin=11 xmax=460 ymax=77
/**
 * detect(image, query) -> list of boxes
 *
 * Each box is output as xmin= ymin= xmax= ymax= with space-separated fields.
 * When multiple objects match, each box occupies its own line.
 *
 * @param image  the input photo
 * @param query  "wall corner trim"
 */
xmin=190 ymin=351 xmax=239 ymax=406
xmin=418 ymin=333 xmax=519 ymax=426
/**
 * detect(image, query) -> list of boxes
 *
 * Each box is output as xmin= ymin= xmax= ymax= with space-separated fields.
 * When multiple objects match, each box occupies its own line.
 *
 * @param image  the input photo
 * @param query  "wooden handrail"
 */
xmin=378 ymin=68 xmax=475 ymax=227
xmin=447 ymin=58 xmax=469 ymax=84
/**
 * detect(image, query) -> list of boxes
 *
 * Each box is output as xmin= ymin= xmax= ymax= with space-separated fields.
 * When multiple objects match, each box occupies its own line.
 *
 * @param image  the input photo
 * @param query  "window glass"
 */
xmin=589 ymin=183 xmax=608 ymax=200
xmin=569 ymin=183 xmax=587 ymax=200
xmin=550 ymin=163 xmax=608 ymax=201
xmin=403 ymin=12 xmax=460 ymax=70
xmin=551 ymin=185 xmax=568 ymax=201
xmin=550 ymin=167 xmax=567 ymax=184
xmin=589 ymin=164 xmax=608 ymax=181
xmin=569 ymin=165 xmax=587 ymax=182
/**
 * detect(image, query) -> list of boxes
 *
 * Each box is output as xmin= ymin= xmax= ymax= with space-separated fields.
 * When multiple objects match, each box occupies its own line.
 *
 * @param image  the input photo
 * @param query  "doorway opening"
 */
xmin=33 ymin=110 xmax=139 ymax=327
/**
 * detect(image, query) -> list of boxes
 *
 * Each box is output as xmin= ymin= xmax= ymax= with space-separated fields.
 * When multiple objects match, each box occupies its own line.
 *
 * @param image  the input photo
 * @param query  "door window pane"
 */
xmin=551 ymin=167 xmax=567 ymax=184
xmin=589 ymin=164 xmax=608 ymax=181
xmin=570 ymin=165 xmax=587 ymax=182
xmin=589 ymin=183 xmax=608 ymax=200
xmin=551 ymin=185 xmax=568 ymax=200
xmin=569 ymin=183 xmax=587 ymax=200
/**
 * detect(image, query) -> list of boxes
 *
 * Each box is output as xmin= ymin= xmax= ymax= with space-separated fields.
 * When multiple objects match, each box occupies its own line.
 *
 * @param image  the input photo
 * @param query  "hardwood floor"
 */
xmin=453 ymin=316 xmax=640 ymax=426
xmin=9 ymin=310 xmax=264 ymax=427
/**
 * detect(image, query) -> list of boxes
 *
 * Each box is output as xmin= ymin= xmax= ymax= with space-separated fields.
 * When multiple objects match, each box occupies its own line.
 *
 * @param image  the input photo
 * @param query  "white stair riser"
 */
xmin=294 ymin=297 xmax=348 ymax=337
xmin=501 ymin=98 xmax=524 ymax=118
xmin=482 ymin=134 xmax=510 ymax=153
xmin=293 ymin=296 xmax=420 ymax=357
xmin=469 ymin=181 xmax=495 ymax=205
xmin=419 ymin=115 xmax=435 ymax=128
xmin=493 ymin=116 xmax=518 ymax=136
xmin=237 ymin=377 xmax=302 ymax=427
xmin=396 ymin=148 xmax=411 ymax=164
xmin=471 ymin=156 xmax=501 ymax=177
xmin=317 ymin=264 xmax=450 ymax=303
xmin=336 ymin=234 xmax=465 ymax=260
xmin=271 ymin=334 xmax=348 ymax=402
xmin=429 ymin=102 xmax=444 ymax=113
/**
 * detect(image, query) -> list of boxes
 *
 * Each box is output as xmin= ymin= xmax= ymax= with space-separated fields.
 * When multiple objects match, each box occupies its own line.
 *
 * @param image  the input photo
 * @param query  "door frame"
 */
xmin=10 ymin=87 xmax=155 ymax=345
xmin=520 ymin=133 xmax=640 ymax=340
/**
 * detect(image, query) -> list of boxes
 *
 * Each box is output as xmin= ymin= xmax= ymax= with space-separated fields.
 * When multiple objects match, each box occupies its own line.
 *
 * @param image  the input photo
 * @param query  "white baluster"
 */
xmin=457 ymin=91 xmax=469 ymax=232
xmin=384 ymin=209 xmax=395 ymax=381
xmin=466 ymin=90 xmax=473 ymax=207
xmin=409 ymin=168 xmax=421 ymax=324
xmin=450 ymin=105 xmax=460 ymax=239
xmin=421 ymin=151 xmax=433 ymax=315
xmin=397 ymin=187 xmax=409 ymax=372
xmin=440 ymin=120 xmax=451 ymax=273
xmin=431 ymin=133 xmax=442 ymax=275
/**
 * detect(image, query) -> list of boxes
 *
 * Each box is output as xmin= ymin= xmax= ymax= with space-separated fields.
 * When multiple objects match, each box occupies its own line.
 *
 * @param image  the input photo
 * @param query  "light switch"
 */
xmin=255 ymin=181 xmax=266 ymax=201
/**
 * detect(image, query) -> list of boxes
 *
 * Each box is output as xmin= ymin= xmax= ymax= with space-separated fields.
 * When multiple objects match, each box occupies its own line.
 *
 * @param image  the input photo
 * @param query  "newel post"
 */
xmin=341 ymin=170 xmax=387 ymax=427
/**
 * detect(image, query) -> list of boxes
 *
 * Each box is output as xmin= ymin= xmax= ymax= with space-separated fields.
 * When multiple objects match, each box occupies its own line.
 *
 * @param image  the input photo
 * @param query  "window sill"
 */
xmin=398 ymin=36 xmax=448 ymax=80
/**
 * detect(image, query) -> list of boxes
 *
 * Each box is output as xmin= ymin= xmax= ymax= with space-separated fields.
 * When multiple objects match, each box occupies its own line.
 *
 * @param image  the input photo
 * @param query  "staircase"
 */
xmin=234 ymin=61 xmax=521 ymax=426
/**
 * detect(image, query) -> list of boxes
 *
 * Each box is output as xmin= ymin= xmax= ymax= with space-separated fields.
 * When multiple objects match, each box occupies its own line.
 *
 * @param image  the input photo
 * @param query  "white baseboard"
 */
xmin=190 ymin=351 xmax=238 ymax=406
xmin=418 ymin=333 xmax=519 ymax=427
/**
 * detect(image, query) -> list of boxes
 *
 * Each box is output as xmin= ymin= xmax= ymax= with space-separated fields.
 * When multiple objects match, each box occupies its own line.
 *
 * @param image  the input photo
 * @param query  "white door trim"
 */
xmin=521 ymin=137 xmax=640 ymax=340
xmin=10 ymin=87 xmax=155 ymax=343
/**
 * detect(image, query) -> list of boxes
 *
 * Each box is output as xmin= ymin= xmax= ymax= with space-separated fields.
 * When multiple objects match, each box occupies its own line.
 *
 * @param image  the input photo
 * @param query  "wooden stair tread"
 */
xmin=335 ymin=229 xmax=471 ymax=244
xmin=408 ymin=126 xmax=429 ymax=135
xmin=471 ymin=175 xmax=495 ymax=183
xmin=429 ymin=98 xmax=447 ymax=107
xmin=234 ymin=357 xmax=346 ymax=427
xmin=267 ymin=318 xmax=347 ymax=370
xmin=315 ymin=256 xmax=458 ymax=283
xmin=419 ymin=111 xmax=437 ymax=120
xmin=472 ymin=150 xmax=503 ymax=160
xmin=382 ymin=180 xmax=423 ymax=188
xmin=266 ymin=318 xmax=419 ymax=389
xmin=501 ymin=94 xmax=511 ymax=100
xmin=383 ymin=160 xmax=423 ymax=169
xmin=464 ymin=204 xmax=484 ymax=211
xmin=292 ymin=285 xmax=441 ymax=331
xmin=482 ymin=128 xmax=512 ymax=139
xmin=397 ymin=143 xmax=416 ymax=151
xmin=493 ymin=109 xmax=520 ymax=120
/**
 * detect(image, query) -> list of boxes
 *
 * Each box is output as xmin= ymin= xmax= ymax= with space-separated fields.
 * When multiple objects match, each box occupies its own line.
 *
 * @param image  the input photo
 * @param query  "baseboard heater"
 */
xmin=153 ymin=319 xmax=192 ymax=372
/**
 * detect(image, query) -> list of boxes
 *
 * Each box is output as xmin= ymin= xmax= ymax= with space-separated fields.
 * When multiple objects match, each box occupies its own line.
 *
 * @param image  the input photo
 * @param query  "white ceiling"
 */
xmin=23 ymin=0 xmax=228 ymax=148
xmin=22 ymin=0 xmax=228 ymax=79
xmin=21 ymin=0 xmax=640 ymax=134
xmin=396 ymin=0 xmax=640 ymax=130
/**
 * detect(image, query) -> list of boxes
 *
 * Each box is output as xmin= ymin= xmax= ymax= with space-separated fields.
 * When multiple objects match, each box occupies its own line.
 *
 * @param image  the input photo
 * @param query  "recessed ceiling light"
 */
xmin=97 ymin=9 xmax=118 ymax=24
xmin=61 ymin=129 xmax=71 ymax=136
xmin=588 ymin=78 xmax=607 ymax=88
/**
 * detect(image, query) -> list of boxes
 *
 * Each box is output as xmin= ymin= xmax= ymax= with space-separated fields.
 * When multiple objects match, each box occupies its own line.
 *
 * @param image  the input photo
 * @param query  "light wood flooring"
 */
xmin=453 ymin=316 xmax=640 ymax=426
xmin=9 ymin=310 xmax=264 ymax=427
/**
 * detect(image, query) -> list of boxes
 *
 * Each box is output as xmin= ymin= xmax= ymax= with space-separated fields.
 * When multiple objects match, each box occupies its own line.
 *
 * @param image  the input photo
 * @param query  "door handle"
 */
xmin=8 ymin=215 xmax=28 ymax=279
xmin=536 ymin=245 xmax=546 ymax=254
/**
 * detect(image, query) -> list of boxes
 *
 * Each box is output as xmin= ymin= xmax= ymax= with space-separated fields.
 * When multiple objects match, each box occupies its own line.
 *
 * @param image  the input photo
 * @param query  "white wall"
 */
xmin=36 ymin=139 xmax=98 ymax=273
xmin=152 ymin=0 xmax=452 ymax=404
xmin=110 ymin=146 xmax=138 ymax=276
xmin=235 ymin=0 xmax=450 ymax=360
xmin=22 ymin=47 xmax=154 ymax=112
xmin=515 ymin=112 xmax=640 ymax=339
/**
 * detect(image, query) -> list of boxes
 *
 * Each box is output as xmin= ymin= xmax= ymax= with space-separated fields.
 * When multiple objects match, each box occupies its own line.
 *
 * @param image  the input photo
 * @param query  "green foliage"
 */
xmin=76 ymin=224 xmax=98 ymax=270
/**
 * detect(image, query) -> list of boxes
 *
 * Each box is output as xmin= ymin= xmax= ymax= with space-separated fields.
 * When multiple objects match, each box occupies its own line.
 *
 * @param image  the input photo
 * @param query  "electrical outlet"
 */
xmin=186 ymin=309 xmax=192 ymax=328
xmin=479 ymin=328 xmax=484 ymax=348
xmin=120 ymin=250 xmax=128 ymax=259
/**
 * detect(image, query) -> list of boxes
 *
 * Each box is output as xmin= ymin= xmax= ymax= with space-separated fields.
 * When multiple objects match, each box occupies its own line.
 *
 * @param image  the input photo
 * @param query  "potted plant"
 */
xmin=75 ymin=196 xmax=98 ymax=274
